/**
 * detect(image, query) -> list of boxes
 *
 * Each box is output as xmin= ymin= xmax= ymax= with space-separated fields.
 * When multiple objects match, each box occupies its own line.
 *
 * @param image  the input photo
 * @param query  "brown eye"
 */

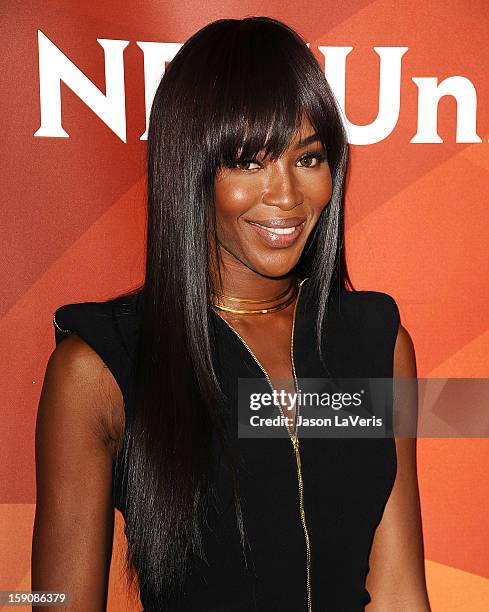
xmin=234 ymin=159 xmax=261 ymax=171
xmin=297 ymin=152 xmax=327 ymax=168
xmin=298 ymin=155 xmax=317 ymax=168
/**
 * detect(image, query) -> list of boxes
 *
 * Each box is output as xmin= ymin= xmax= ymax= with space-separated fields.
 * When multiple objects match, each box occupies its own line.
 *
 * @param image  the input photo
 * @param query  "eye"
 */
xmin=233 ymin=159 xmax=261 ymax=171
xmin=297 ymin=152 xmax=327 ymax=168
xmin=231 ymin=150 xmax=327 ymax=171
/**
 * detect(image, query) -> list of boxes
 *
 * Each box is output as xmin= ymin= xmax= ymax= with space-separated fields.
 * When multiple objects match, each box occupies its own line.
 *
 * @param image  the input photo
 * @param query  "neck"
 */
xmin=210 ymin=259 xmax=298 ymax=310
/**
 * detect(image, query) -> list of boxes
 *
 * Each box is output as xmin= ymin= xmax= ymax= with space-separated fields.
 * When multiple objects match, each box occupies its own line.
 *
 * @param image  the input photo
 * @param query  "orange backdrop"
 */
xmin=2 ymin=1 xmax=488 ymax=610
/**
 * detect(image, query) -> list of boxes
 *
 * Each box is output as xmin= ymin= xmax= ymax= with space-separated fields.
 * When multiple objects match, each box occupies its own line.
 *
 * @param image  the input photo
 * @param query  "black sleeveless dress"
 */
xmin=53 ymin=278 xmax=400 ymax=612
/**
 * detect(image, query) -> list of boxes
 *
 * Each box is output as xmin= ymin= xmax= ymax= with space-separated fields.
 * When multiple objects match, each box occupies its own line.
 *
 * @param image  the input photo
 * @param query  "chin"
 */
xmin=248 ymin=254 xmax=302 ymax=279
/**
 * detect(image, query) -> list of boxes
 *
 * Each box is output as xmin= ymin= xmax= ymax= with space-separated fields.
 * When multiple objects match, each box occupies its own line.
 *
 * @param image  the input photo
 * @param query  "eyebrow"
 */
xmin=294 ymin=133 xmax=322 ymax=149
xmin=241 ymin=132 xmax=323 ymax=160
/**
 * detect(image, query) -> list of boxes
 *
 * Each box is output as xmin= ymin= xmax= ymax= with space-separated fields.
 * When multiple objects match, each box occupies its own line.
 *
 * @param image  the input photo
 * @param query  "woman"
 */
xmin=32 ymin=16 xmax=431 ymax=612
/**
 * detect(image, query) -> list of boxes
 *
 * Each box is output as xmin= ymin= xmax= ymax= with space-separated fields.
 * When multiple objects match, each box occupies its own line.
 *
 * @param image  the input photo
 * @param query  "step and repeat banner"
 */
xmin=2 ymin=1 xmax=488 ymax=610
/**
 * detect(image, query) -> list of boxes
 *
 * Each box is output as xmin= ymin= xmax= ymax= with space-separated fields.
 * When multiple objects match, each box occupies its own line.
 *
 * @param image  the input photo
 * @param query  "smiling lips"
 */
xmin=246 ymin=217 xmax=307 ymax=248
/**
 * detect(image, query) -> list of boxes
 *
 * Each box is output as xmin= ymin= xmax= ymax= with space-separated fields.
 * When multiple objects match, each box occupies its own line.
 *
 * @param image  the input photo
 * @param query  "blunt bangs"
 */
xmin=180 ymin=18 xmax=336 ymax=174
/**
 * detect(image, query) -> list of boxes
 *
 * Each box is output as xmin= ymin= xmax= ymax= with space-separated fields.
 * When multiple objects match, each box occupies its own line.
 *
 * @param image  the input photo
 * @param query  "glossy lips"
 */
xmin=246 ymin=218 xmax=306 ymax=248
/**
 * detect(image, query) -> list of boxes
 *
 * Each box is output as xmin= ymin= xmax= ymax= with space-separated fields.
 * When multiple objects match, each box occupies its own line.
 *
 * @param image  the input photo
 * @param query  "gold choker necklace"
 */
xmin=211 ymin=278 xmax=299 ymax=315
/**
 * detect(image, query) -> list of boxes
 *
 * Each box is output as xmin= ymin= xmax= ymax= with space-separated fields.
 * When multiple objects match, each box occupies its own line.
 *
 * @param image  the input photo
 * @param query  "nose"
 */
xmin=262 ymin=160 xmax=304 ymax=210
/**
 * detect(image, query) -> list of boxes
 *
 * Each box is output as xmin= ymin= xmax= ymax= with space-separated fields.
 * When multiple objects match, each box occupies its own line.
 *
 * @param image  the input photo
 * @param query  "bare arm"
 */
xmin=365 ymin=324 xmax=431 ymax=611
xmin=32 ymin=334 xmax=124 ymax=611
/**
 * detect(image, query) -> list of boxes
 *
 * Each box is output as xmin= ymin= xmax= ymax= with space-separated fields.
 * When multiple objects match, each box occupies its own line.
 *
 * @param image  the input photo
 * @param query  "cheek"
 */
xmin=307 ymin=167 xmax=333 ymax=212
xmin=213 ymin=185 xmax=241 ymax=247
xmin=214 ymin=178 xmax=257 ymax=224
xmin=215 ymin=180 xmax=254 ymax=212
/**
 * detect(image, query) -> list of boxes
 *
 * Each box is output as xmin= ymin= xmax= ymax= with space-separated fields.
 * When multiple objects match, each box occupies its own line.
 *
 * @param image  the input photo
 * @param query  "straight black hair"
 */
xmin=114 ymin=15 xmax=355 ymax=605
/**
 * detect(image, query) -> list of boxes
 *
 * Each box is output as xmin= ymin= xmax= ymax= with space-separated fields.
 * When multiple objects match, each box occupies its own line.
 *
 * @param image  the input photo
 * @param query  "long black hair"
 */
xmin=114 ymin=15 xmax=354 ymax=605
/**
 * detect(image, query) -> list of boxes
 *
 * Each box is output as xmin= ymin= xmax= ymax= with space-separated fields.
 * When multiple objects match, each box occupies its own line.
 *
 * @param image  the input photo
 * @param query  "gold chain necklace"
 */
xmin=213 ymin=277 xmax=313 ymax=611
xmin=211 ymin=278 xmax=299 ymax=315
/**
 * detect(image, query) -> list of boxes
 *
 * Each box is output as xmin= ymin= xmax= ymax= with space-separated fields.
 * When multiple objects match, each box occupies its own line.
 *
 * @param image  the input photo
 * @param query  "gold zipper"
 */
xmin=215 ymin=277 xmax=313 ymax=612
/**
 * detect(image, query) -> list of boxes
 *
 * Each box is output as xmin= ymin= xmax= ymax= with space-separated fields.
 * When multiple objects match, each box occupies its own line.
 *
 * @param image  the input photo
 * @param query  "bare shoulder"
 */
xmin=33 ymin=333 xmax=124 ymax=608
xmin=393 ymin=323 xmax=417 ymax=378
xmin=365 ymin=325 xmax=431 ymax=609
xmin=46 ymin=332 xmax=125 ymax=457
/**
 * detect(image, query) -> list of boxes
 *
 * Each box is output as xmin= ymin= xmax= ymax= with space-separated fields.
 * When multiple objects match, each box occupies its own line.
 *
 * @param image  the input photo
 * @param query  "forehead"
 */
xmin=222 ymin=110 xmax=321 ymax=166
xmin=295 ymin=113 xmax=315 ymax=138
xmin=266 ymin=113 xmax=315 ymax=146
xmin=256 ymin=113 xmax=317 ymax=155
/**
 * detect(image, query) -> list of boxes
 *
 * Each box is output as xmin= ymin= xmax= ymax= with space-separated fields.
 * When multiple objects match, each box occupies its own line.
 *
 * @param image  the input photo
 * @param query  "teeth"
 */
xmin=253 ymin=223 xmax=299 ymax=235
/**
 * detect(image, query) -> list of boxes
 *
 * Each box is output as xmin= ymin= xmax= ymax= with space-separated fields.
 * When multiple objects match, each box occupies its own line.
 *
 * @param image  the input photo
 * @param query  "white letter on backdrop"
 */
xmin=317 ymin=46 xmax=408 ymax=145
xmin=411 ymin=76 xmax=482 ymax=143
xmin=137 ymin=42 xmax=183 ymax=140
xmin=34 ymin=31 xmax=129 ymax=142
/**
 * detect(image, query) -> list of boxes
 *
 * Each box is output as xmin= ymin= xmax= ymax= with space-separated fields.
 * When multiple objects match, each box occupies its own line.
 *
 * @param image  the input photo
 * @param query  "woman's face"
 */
xmin=213 ymin=115 xmax=333 ymax=279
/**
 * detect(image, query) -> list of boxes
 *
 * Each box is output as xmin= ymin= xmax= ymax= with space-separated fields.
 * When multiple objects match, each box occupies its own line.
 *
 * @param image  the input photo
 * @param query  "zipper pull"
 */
xmin=291 ymin=434 xmax=299 ymax=452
